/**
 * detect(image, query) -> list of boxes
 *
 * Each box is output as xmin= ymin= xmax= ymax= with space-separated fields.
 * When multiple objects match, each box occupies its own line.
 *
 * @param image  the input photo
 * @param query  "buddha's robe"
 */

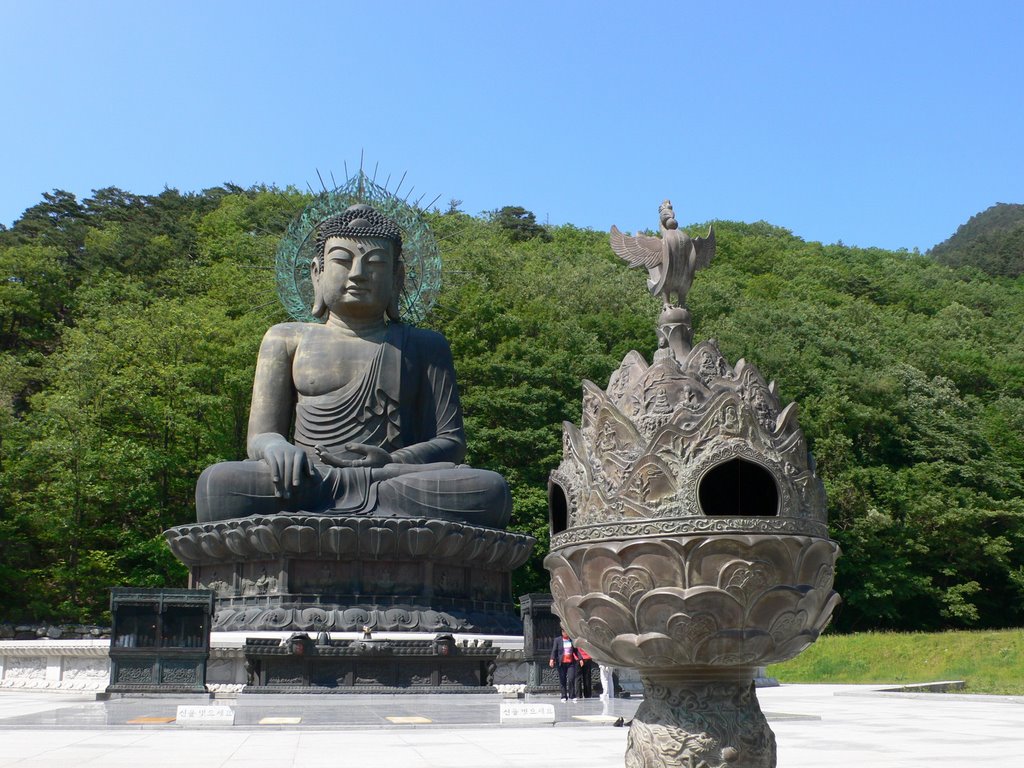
xmin=195 ymin=323 xmax=511 ymax=528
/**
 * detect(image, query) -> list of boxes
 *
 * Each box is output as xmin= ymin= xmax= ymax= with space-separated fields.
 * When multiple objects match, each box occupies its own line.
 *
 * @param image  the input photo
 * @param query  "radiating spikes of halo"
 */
xmin=275 ymin=170 xmax=442 ymax=325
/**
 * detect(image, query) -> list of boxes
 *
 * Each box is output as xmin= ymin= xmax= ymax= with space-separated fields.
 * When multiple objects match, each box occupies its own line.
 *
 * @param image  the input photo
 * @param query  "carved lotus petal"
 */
xmin=808 ymin=592 xmax=843 ymax=634
xmin=403 ymin=526 xmax=436 ymax=558
xmin=575 ymin=546 xmax=627 ymax=592
xmin=430 ymin=525 xmax=464 ymax=559
xmin=601 ymin=567 xmax=655 ymax=610
xmin=637 ymin=585 xmax=745 ymax=635
xmin=503 ymin=538 xmax=533 ymax=570
xmin=631 ymin=587 xmax=688 ymax=631
xmin=609 ymin=632 xmax=681 ymax=668
xmin=342 ymin=608 xmax=372 ymax=630
xmin=483 ymin=532 xmax=509 ymax=565
xmin=572 ymin=593 xmax=638 ymax=638
xmin=254 ymin=608 xmax=294 ymax=630
xmin=294 ymin=607 xmax=332 ymax=631
xmin=215 ymin=607 xmax=251 ymax=631
xmin=622 ymin=542 xmax=687 ymax=586
xmin=365 ymin=526 xmax=396 ymax=558
xmin=223 ymin=527 xmax=250 ymax=557
xmin=769 ymin=630 xmax=818 ymax=663
xmin=169 ymin=533 xmax=201 ymax=562
xmin=247 ymin=524 xmax=280 ymax=555
xmin=698 ymin=631 xmax=772 ymax=666
xmin=767 ymin=609 xmax=809 ymax=645
xmin=280 ymin=524 xmax=317 ymax=555
xmin=199 ymin=531 xmax=229 ymax=559
xmin=634 ymin=633 xmax=688 ymax=667
xmin=744 ymin=584 xmax=807 ymax=626
xmin=490 ymin=540 xmax=514 ymax=571
xmin=812 ymin=561 xmax=837 ymax=591
xmin=545 ymin=553 xmax=583 ymax=608
xmin=577 ymin=540 xmax=682 ymax=591
xmin=459 ymin=531 xmax=489 ymax=562
xmin=718 ymin=559 xmax=776 ymax=604
xmin=602 ymin=633 xmax=643 ymax=668
xmin=383 ymin=607 xmax=418 ymax=630
xmin=320 ymin=524 xmax=357 ymax=556
xmin=692 ymin=548 xmax=778 ymax=589
xmin=419 ymin=609 xmax=466 ymax=632
xmin=795 ymin=538 xmax=837 ymax=578
xmin=268 ymin=515 xmax=302 ymax=542
xmin=555 ymin=599 xmax=593 ymax=644
xmin=694 ymin=532 xmax=789 ymax=560
xmin=630 ymin=589 xmax=720 ymax=643
xmin=665 ymin=611 xmax=718 ymax=654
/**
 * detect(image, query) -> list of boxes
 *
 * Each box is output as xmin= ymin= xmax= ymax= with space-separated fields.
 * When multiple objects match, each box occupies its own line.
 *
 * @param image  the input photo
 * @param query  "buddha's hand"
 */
xmin=250 ymin=434 xmax=314 ymax=499
xmin=315 ymin=442 xmax=392 ymax=469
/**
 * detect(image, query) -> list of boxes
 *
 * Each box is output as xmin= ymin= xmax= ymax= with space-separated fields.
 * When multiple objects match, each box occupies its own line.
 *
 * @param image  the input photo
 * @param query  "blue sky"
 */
xmin=2 ymin=1 xmax=1021 ymax=251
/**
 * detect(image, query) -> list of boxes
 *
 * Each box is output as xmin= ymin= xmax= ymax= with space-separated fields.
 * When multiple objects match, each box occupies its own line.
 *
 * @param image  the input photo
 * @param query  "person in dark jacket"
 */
xmin=549 ymin=628 xmax=580 ymax=702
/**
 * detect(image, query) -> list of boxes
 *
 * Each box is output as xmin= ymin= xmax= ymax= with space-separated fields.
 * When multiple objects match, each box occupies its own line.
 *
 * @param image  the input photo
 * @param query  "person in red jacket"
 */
xmin=549 ymin=628 xmax=580 ymax=702
xmin=576 ymin=647 xmax=596 ymax=698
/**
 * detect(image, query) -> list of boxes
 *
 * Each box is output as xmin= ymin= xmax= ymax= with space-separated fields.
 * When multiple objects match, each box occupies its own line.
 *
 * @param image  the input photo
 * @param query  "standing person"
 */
xmin=577 ymin=647 xmax=596 ymax=698
xmin=599 ymin=663 xmax=616 ymax=701
xmin=549 ymin=628 xmax=579 ymax=702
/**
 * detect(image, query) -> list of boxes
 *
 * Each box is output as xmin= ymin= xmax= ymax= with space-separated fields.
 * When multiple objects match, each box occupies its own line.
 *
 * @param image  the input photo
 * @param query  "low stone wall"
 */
xmin=0 ymin=640 xmax=111 ymax=691
xmin=1 ymin=632 xmax=530 ymax=693
xmin=0 ymin=624 xmax=111 ymax=641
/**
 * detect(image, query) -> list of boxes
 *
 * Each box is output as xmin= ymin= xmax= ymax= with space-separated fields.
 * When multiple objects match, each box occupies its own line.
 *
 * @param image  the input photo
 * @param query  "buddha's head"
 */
xmin=311 ymin=204 xmax=405 ymax=322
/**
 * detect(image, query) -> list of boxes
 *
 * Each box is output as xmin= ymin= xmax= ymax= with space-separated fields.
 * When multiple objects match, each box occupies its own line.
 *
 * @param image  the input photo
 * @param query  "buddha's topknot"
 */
xmin=314 ymin=204 xmax=403 ymax=269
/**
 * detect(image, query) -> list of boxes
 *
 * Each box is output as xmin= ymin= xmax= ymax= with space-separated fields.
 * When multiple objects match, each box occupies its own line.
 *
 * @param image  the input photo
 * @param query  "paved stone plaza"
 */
xmin=0 ymin=684 xmax=1021 ymax=766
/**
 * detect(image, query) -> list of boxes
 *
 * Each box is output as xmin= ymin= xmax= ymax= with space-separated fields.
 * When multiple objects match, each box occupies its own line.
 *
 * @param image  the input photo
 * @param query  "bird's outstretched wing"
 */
xmin=693 ymin=224 xmax=716 ymax=270
xmin=609 ymin=225 xmax=663 ymax=270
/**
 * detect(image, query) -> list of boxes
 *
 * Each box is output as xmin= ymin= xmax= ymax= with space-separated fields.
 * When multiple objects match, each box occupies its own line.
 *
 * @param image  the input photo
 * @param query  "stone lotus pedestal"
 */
xmin=165 ymin=514 xmax=535 ymax=635
xmin=546 ymin=311 xmax=840 ymax=767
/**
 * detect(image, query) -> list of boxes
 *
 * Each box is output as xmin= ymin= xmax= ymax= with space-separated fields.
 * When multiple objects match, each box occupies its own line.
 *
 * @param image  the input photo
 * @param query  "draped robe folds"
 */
xmin=195 ymin=323 xmax=512 ymax=528
xmin=651 ymin=227 xmax=694 ymax=305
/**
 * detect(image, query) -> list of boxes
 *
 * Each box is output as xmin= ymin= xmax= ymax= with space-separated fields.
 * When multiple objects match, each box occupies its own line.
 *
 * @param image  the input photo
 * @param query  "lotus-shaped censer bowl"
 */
xmin=545 ymin=213 xmax=840 ymax=768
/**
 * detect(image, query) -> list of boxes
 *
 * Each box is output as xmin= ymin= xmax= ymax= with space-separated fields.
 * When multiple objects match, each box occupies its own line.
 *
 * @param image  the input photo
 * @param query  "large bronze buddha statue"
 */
xmin=167 ymin=199 xmax=531 ymax=634
xmin=195 ymin=204 xmax=511 ymax=529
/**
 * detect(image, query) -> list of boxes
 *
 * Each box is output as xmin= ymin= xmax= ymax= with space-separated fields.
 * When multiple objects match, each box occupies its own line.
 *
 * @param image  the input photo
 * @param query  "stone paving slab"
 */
xmin=0 ymin=692 xmax=641 ymax=730
xmin=0 ymin=684 xmax=1021 ymax=767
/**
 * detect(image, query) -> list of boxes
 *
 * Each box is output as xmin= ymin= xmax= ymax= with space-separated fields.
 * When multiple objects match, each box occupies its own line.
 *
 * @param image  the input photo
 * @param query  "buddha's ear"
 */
xmin=310 ymin=259 xmax=327 ymax=319
xmin=386 ymin=260 xmax=406 ymax=322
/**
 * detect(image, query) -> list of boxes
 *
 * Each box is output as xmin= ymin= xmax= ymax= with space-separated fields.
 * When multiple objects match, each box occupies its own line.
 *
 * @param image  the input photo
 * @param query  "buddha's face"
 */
xmin=314 ymin=236 xmax=395 ymax=320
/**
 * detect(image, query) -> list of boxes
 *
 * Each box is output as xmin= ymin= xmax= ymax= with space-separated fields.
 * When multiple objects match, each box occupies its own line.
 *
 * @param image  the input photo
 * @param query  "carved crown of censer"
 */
xmin=545 ymin=201 xmax=840 ymax=768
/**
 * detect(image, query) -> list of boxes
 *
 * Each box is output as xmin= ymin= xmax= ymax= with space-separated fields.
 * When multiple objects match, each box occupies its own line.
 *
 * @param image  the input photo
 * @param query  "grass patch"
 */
xmin=766 ymin=629 xmax=1024 ymax=695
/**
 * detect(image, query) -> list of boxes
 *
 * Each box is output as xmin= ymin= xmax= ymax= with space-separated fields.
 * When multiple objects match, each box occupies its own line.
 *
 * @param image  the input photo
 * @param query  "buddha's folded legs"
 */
xmin=196 ymin=460 xmax=512 ymax=529
xmin=195 ymin=460 xmax=323 ymax=522
xmin=373 ymin=467 xmax=512 ymax=528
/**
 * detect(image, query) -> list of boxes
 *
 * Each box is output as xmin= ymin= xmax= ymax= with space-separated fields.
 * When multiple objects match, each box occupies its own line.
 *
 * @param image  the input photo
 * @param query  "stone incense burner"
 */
xmin=545 ymin=208 xmax=840 ymax=768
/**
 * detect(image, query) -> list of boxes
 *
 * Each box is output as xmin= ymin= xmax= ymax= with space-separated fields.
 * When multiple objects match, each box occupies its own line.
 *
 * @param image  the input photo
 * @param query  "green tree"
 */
xmin=490 ymin=205 xmax=551 ymax=242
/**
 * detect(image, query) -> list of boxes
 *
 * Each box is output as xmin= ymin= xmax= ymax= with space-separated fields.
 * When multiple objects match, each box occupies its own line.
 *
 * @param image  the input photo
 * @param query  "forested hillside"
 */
xmin=929 ymin=203 xmax=1024 ymax=278
xmin=1 ymin=185 xmax=1022 ymax=632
